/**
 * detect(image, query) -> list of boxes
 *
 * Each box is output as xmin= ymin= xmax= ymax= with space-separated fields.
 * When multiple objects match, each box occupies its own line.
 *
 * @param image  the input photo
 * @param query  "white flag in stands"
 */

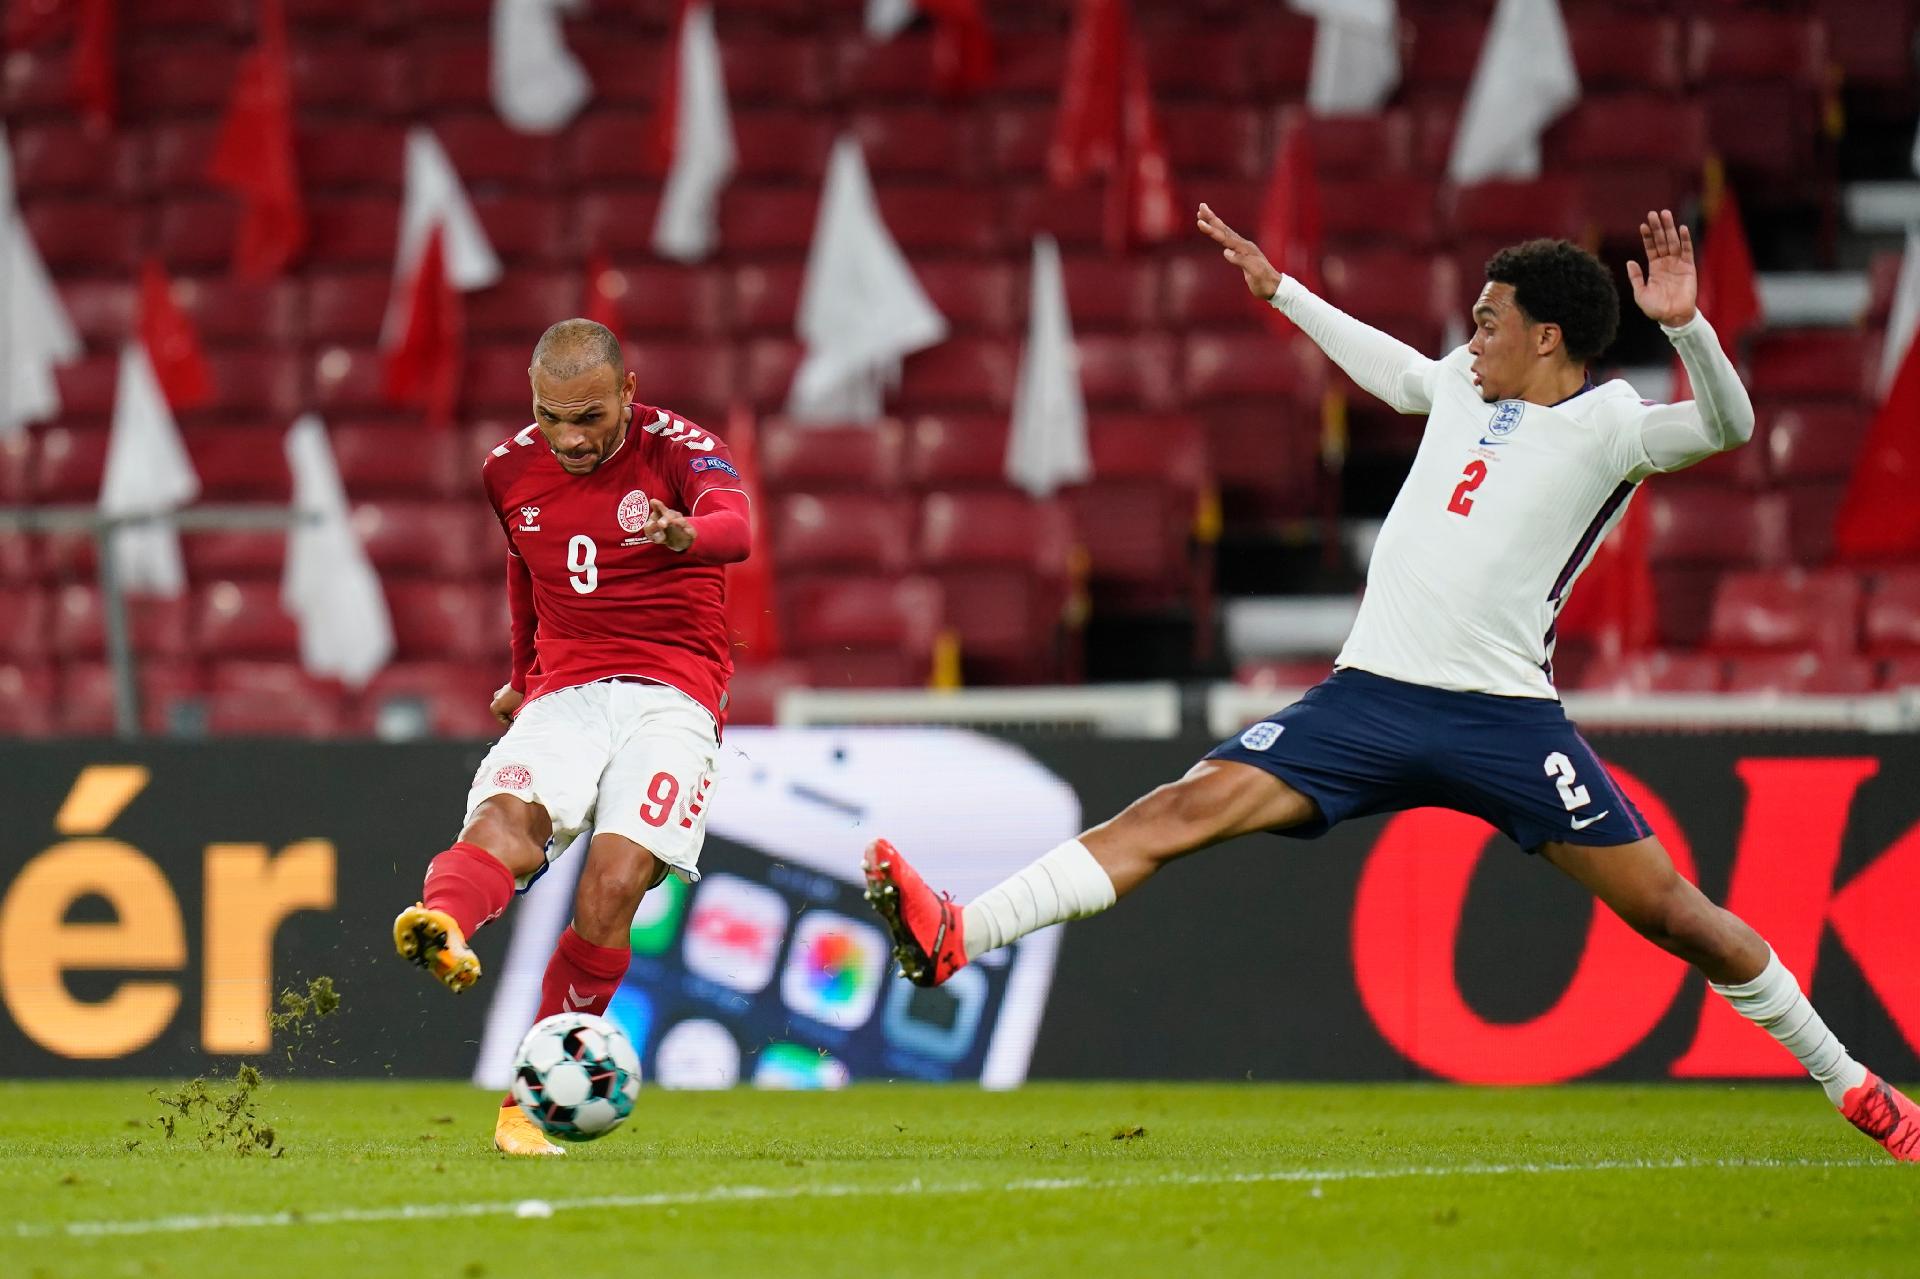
xmin=99 ymin=342 xmax=201 ymax=597
xmin=282 ymin=413 xmax=394 ymax=688
xmin=653 ymin=2 xmax=737 ymax=263
xmin=1005 ymin=235 xmax=1090 ymax=497
xmin=1289 ymin=0 xmax=1400 ymax=116
xmin=492 ymin=0 xmax=591 ymax=134
xmin=0 ymin=124 xmax=81 ymax=437
xmin=787 ymin=136 xmax=948 ymax=422
xmin=1446 ymin=0 xmax=1579 ymax=185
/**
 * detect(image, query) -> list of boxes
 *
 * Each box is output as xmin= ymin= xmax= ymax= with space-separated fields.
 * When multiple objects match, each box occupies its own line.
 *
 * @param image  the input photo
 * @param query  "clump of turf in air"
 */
xmin=268 ymin=975 xmax=343 ymax=1063
xmin=150 ymin=1066 xmax=279 ymax=1156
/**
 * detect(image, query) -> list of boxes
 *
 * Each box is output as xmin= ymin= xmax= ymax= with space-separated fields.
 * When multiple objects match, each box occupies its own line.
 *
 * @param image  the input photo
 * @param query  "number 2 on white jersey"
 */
xmin=1543 ymin=751 xmax=1592 ymax=811
xmin=1447 ymin=460 xmax=1488 ymax=516
xmin=567 ymin=534 xmax=598 ymax=594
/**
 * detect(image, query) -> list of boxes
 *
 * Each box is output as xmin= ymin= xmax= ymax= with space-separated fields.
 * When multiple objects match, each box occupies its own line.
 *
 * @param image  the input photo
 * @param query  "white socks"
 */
xmin=962 ymin=839 xmax=1117 ymax=960
xmin=1711 ymin=949 xmax=1868 ymax=1106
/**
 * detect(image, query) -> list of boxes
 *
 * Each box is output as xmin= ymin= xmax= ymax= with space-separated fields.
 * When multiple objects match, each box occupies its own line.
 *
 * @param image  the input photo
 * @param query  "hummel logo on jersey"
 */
xmin=1570 ymin=810 xmax=1610 ymax=831
xmin=518 ymin=506 xmax=541 ymax=531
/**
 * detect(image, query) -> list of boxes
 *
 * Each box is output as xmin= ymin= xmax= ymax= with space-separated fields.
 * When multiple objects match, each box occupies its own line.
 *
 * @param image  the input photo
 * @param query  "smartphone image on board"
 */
xmin=473 ymin=726 xmax=1083 ymax=1090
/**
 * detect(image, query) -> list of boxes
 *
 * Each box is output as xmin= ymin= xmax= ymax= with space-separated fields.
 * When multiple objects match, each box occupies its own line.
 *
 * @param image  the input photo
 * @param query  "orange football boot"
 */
xmin=392 ymin=903 xmax=482 ymax=993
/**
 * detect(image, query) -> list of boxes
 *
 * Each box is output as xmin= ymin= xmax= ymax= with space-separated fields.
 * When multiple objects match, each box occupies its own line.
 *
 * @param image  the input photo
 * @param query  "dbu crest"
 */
xmin=1487 ymin=401 xmax=1526 ymax=437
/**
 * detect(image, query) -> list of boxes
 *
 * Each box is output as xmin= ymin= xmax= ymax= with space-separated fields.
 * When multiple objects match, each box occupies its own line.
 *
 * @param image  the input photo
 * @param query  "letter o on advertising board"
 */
xmin=1349 ymin=765 xmax=1695 ymax=1084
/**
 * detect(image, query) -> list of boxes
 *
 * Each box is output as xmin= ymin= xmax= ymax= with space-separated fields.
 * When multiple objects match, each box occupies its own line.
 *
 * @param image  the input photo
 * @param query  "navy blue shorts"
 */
xmin=1206 ymin=668 xmax=1650 ymax=852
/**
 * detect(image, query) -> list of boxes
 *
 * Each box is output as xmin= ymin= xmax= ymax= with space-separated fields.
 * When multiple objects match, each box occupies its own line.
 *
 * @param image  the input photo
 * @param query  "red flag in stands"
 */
xmin=1258 ymin=122 xmax=1324 ymax=339
xmin=723 ymin=403 xmax=781 ymax=662
xmin=381 ymin=128 xmax=501 ymax=424
xmin=1552 ymin=498 xmax=1656 ymax=668
xmin=923 ymin=0 xmax=993 ymax=96
xmin=209 ymin=0 xmax=305 ymax=281
xmin=137 ymin=259 xmax=211 ymax=411
xmin=1673 ymin=171 xmax=1761 ymax=401
xmin=7 ymin=0 xmax=115 ymax=128
xmin=1049 ymin=0 xmax=1177 ymax=253
xmin=1834 ymin=332 xmax=1920 ymax=562
xmin=584 ymin=251 xmax=625 ymax=346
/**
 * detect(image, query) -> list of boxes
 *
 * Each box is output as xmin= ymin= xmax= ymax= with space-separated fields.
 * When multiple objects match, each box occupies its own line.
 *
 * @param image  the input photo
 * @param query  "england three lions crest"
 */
xmin=1487 ymin=401 xmax=1526 ymax=437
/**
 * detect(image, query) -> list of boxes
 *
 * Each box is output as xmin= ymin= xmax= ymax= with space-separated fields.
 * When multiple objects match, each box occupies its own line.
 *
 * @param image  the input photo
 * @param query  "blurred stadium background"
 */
xmin=2 ymin=0 xmax=1918 ymax=739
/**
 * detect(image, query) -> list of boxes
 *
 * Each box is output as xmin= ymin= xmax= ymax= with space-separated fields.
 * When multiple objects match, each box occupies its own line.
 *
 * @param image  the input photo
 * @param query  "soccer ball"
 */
xmin=510 ymin=1012 xmax=642 ymax=1141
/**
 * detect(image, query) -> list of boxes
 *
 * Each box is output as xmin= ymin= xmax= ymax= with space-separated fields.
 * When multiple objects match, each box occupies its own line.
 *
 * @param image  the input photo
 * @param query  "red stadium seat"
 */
xmin=1163 ymin=255 xmax=1267 ymax=327
xmin=832 ymin=30 xmax=940 ymax=100
xmin=297 ymin=121 xmax=406 ymax=191
xmin=902 ymin=414 xmax=1010 ymax=489
xmin=409 ymin=36 xmax=492 ymax=111
xmin=1687 ymin=15 xmax=1828 ymax=84
xmin=1748 ymin=330 xmax=1874 ymax=402
xmin=310 ymin=345 xmax=392 ymax=413
xmin=758 ymin=419 xmax=905 ymax=491
xmin=1072 ymin=414 xmax=1211 ymax=605
xmin=1145 ymin=27 xmax=1254 ymax=97
xmin=724 ymin=35 xmax=829 ymax=106
xmin=0 ymin=663 xmax=56 ymax=736
xmin=578 ymin=190 xmax=667 ymax=255
xmin=125 ymin=42 xmax=241 ymax=114
xmin=849 ymin=109 xmax=977 ymax=179
xmin=49 ymin=586 xmax=194 ymax=662
xmin=56 ymin=279 xmax=135 ymax=347
xmin=203 ymin=351 xmax=304 ymax=418
xmin=568 ymin=111 xmax=658 ymax=183
xmin=193 ymin=579 xmax=302 ymax=658
xmin=770 ymin=492 xmax=916 ymax=574
xmin=1550 ymin=96 xmax=1707 ymax=170
xmin=897 ymin=338 xmax=1019 ymax=413
xmin=722 ymin=658 xmax=809 ymax=726
xmin=1401 ymin=19 xmax=1488 ymax=94
xmin=436 ymin=115 xmax=562 ymax=187
xmin=1279 ymin=110 xmax=1417 ymax=178
xmin=307 ymin=272 xmax=392 ymax=342
xmin=1723 ymin=653 xmax=1876 ymax=696
xmin=474 ymin=194 xmax=569 ymax=264
xmin=1865 ymin=570 xmax=1920 ymax=656
xmin=780 ymin=573 xmax=942 ymax=664
xmin=741 ymin=339 xmax=801 ymax=410
xmin=290 ymin=39 xmax=409 ymax=114
xmin=1708 ymin=568 xmax=1862 ymax=656
xmin=1057 ymin=254 xmax=1160 ymax=331
xmin=1882 ymin=655 xmax=1920 ymax=691
xmin=186 ymin=427 xmax=296 ymax=503
xmin=353 ymin=661 xmax=504 ymax=738
xmin=1162 ymin=105 xmax=1267 ymax=179
xmin=731 ymin=263 xmax=805 ymax=333
xmin=718 ymin=187 xmax=818 ymax=254
xmin=1569 ymin=16 xmax=1683 ymax=91
xmin=20 ymin=199 xmax=138 ymax=272
xmin=1236 ymin=658 xmax=1338 ymax=692
xmin=32 ymin=426 xmax=108 ymax=502
xmin=1783 ymin=481 xmax=1846 ymax=566
xmin=306 ymin=195 xmax=401 ymax=267
xmin=1642 ymin=487 xmax=1789 ymax=568
xmin=13 ymin=123 xmax=142 ymax=194
xmin=601 ymin=264 xmax=729 ymax=336
xmin=1565 ymin=649 xmax=1724 ymax=694
xmin=1184 ymin=330 xmax=1326 ymax=404
xmin=384 ymin=581 xmax=507 ymax=663
xmin=1244 ymin=9 xmax=1316 ymax=94
xmin=874 ymin=186 xmax=1004 ymax=253
xmin=1320 ymin=250 xmax=1460 ymax=328
xmin=995 ymin=30 xmax=1070 ymax=96
xmin=1446 ymin=178 xmax=1587 ymax=243
xmin=332 ymin=421 xmax=469 ymax=498
xmin=1076 ymin=334 xmax=1180 ymax=410
xmin=174 ymin=276 xmax=302 ymax=346
xmin=0 ymin=589 xmax=50 ymax=663
xmin=734 ymin=111 xmax=837 ymax=180
xmin=918 ymin=489 xmax=1078 ymax=683
xmin=917 ymin=260 xmax=1021 ymax=334
xmin=1319 ymin=178 xmax=1442 ymax=248
xmin=465 ymin=269 xmax=578 ymax=340
xmin=986 ymin=106 xmax=1055 ymax=176
xmin=1763 ymin=404 xmax=1871 ymax=484
xmin=56 ymin=660 xmax=207 ymax=736
xmin=204 ymin=687 xmax=346 ymax=737
xmin=352 ymin=501 xmax=492 ymax=580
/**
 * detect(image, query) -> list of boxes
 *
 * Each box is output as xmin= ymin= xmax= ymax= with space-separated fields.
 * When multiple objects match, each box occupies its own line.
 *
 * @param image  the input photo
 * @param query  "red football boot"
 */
xmin=1840 ymin=1071 xmax=1920 ymax=1162
xmin=862 ymin=839 xmax=967 ymax=987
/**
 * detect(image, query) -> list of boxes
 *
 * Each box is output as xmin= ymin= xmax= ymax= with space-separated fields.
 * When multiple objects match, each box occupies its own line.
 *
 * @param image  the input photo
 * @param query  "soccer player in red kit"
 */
xmin=391 ymin=319 xmax=750 ymax=1155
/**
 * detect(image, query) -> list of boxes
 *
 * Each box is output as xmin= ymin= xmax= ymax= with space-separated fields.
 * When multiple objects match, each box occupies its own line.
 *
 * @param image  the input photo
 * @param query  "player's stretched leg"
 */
xmin=865 ymin=759 xmax=1317 ymax=986
xmin=395 ymin=795 xmax=551 ymax=993
xmin=1544 ymin=837 xmax=1920 ymax=1163
xmin=495 ymin=830 xmax=663 ymax=1157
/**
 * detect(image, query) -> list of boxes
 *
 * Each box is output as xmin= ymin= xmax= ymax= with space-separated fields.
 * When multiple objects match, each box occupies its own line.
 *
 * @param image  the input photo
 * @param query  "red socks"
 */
xmin=535 ymin=925 xmax=632 ymax=1021
xmin=421 ymin=841 xmax=516 ymax=939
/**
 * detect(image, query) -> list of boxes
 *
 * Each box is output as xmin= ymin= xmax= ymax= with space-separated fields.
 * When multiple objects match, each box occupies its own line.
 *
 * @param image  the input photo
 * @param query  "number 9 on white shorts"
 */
xmin=464 ymin=680 xmax=721 ymax=887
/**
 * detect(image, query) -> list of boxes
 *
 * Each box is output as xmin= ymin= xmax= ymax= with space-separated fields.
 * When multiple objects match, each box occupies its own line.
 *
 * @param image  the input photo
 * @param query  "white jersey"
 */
xmin=1270 ymin=280 xmax=1755 ymax=699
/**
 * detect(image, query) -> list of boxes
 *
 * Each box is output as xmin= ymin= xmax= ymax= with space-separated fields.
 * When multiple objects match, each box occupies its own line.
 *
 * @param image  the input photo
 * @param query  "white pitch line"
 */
xmin=8 ymin=1155 xmax=1886 ymax=1241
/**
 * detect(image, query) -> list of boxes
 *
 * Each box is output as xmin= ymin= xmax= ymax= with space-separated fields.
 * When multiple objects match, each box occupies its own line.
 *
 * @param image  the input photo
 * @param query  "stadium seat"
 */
xmin=1708 ymin=568 xmax=1862 ymax=656
xmin=57 ymin=659 xmax=207 ymax=736
xmin=1748 ymin=330 xmax=1873 ymax=402
xmin=51 ymin=586 xmax=194 ymax=660
xmin=779 ymin=574 xmax=943 ymax=679
xmin=466 ymin=270 xmax=579 ymax=340
xmin=1783 ymin=481 xmax=1846 ymax=565
xmin=409 ymin=35 xmax=492 ymax=111
xmin=874 ymin=186 xmax=1004 ymax=253
xmin=741 ymin=339 xmax=802 ymax=410
xmin=1244 ymin=9 xmax=1316 ymax=94
xmin=182 ymin=526 xmax=289 ymax=580
xmin=770 ymin=492 xmax=917 ymax=574
xmin=290 ymin=39 xmax=409 ymax=114
xmin=1163 ymin=255 xmax=1267 ymax=327
xmin=297 ymin=121 xmax=407 ymax=191
xmin=1319 ymin=178 xmax=1442 ymax=248
xmin=1401 ymin=19 xmax=1488 ymax=94
xmin=918 ymin=491 xmax=1077 ymax=682
xmin=13 ymin=123 xmax=142 ymax=195
xmin=385 ymin=581 xmax=509 ymax=663
xmin=849 ymin=109 xmax=977 ymax=179
xmin=1076 ymin=334 xmax=1180 ymax=410
xmin=734 ymin=111 xmax=838 ymax=180
xmin=902 ymin=413 xmax=1011 ymax=490
xmin=832 ymin=30 xmax=940 ymax=100
xmin=1723 ymin=652 xmax=1876 ymax=696
xmin=724 ymin=35 xmax=830 ymax=106
xmin=1687 ymin=15 xmax=1828 ymax=84
xmin=306 ymin=272 xmax=392 ymax=342
xmin=437 ymin=115 xmax=562 ymax=187
xmin=352 ymin=501 xmax=492 ymax=580
xmin=1145 ymin=27 xmax=1254 ymax=97
xmin=1321 ymin=250 xmax=1459 ymax=328
xmin=1550 ymin=96 xmax=1708 ymax=170
xmin=174 ymin=276 xmax=303 ymax=346
xmin=1764 ymin=404 xmax=1871 ymax=484
xmin=1057 ymin=254 xmax=1160 ymax=332
xmin=474 ymin=194 xmax=570 ymax=264
xmin=331 ymin=421 xmax=468 ymax=497
xmin=194 ymin=579 xmax=303 ymax=658
xmin=1570 ymin=649 xmax=1724 ymax=694
xmin=758 ymin=419 xmax=905 ymax=491
xmin=717 ymin=187 xmax=818 ymax=254
xmin=1072 ymin=414 xmax=1212 ymax=607
xmin=204 ymin=686 xmax=346 ymax=737
xmin=352 ymin=660 xmax=503 ymax=739
xmin=722 ymin=657 xmax=810 ymax=726
xmin=1280 ymin=110 xmax=1417 ymax=178
xmin=1236 ymin=658 xmax=1338 ymax=692
xmin=0 ymin=589 xmax=50 ymax=663
xmin=1882 ymin=655 xmax=1920 ymax=691
xmin=731 ymin=263 xmax=805 ymax=333
xmin=1864 ymin=570 xmax=1920 ymax=656
xmin=32 ymin=426 xmax=108 ymax=502
xmin=896 ymin=338 xmax=1019 ymax=412
xmin=0 ymin=663 xmax=56 ymax=736
xmin=1184 ymin=331 xmax=1326 ymax=404
xmin=203 ymin=351 xmax=304 ymax=418
xmin=916 ymin=260 xmax=1021 ymax=334
xmin=1205 ymin=400 xmax=1326 ymax=528
xmin=568 ymin=111 xmax=660 ymax=183
xmin=1570 ymin=15 xmax=1683 ymax=91
xmin=56 ymin=278 xmax=135 ymax=347
xmin=1161 ymin=105 xmax=1267 ymax=179
xmin=986 ymin=106 xmax=1056 ymax=176
xmin=125 ymin=42 xmax=240 ymax=114
xmin=20 ymin=198 xmax=138 ymax=272
xmin=600 ymin=263 xmax=729 ymax=336
xmin=306 ymin=195 xmax=401 ymax=267
xmin=1642 ymin=487 xmax=1789 ymax=567
xmin=1446 ymin=178 xmax=1588 ymax=244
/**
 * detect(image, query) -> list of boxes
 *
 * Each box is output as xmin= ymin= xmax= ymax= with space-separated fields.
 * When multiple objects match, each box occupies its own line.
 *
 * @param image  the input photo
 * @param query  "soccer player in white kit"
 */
xmin=862 ymin=206 xmax=1920 ymax=1161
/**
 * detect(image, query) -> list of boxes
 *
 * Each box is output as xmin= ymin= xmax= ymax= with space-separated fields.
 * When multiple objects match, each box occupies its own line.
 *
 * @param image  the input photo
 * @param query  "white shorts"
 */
xmin=465 ymin=679 xmax=721 ymax=887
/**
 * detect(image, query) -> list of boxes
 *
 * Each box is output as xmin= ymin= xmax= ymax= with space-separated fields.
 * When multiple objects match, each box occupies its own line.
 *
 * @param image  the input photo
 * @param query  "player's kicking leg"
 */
xmin=394 ymin=794 xmax=550 ymax=993
xmin=864 ymin=758 xmax=1316 ymax=985
xmin=1543 ymin=836 xmax=1919 ymax=1163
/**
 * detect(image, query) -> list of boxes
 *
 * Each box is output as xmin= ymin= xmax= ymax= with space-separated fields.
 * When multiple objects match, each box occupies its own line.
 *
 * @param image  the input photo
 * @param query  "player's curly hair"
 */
xmin=1484 ymin=239 xmax=1620 ymax=365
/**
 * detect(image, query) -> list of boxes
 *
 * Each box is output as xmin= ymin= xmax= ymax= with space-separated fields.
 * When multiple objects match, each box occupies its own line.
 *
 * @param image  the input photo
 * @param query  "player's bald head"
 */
xmin=531 ymin=318 xmax=624 ymax=383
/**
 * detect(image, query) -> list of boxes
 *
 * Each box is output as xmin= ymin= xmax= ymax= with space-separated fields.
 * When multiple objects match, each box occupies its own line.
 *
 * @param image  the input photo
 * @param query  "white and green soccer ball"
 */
xmin=511 ymin=1012 xmax=642 ymax=1141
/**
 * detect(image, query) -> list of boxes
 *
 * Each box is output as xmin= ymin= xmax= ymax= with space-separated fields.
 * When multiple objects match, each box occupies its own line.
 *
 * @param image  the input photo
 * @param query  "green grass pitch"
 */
xmin=1 ymin=1080 xmax=1912 ymax=1278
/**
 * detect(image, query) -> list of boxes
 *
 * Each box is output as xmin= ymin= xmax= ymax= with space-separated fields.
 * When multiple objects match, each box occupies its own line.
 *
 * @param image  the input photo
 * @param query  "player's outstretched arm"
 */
xmin=1628 ymin=209 xmax=1756 ymax=473
xmin=1195 ymin=203 xmax=1437 ymax=415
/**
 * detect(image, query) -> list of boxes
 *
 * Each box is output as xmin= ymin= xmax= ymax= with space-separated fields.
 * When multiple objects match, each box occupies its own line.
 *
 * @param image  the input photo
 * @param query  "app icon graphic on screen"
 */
xmin=683 ymin=873 xmax=788 ymax=994
xmin=781 ymin=910 xmax=886 ymax=1030
xmin=628 ymin=873 xmax=688 ymax=956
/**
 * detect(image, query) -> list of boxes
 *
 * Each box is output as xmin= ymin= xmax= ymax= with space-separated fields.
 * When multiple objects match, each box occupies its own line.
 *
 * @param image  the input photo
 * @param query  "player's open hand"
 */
xmin=642 ymin=498 xmax=696 ymax=552
xmin=1627 ymin=208 xmax=1698 ymax=329
xmin=1196 ymin=202 xmax=1281 ymax=300
xmin=490 ymin=684 xmax=524 ymax=726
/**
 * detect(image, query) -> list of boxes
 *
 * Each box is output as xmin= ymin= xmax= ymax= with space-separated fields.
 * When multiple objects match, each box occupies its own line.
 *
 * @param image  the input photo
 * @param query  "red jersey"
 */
xmin=482 ymin=404 xmax=747 ymax=725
